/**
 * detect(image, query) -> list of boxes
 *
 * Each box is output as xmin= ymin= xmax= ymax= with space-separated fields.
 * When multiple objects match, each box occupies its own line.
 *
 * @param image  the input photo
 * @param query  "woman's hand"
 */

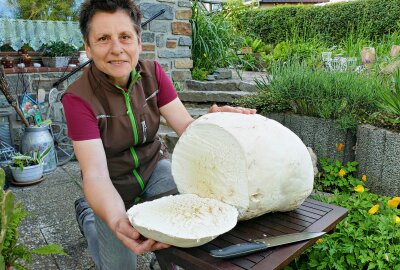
xmin=113 ymin=217 xmax=170 ymax=255
xmin=208 ymin=104 xmax=257 ymax=114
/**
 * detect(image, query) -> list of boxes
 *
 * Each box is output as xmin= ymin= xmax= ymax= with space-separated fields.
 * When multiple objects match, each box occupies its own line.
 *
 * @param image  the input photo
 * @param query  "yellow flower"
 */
xmin=392 ymin=197 xmax=400 ymax=203
xmin=336 ymin=143 xmax=344 ymax=152
xmin=338 ymin=169 xmax=346 ymax=177
xmin=384 ymin=254 xmax=389 ymax=262
xmin=361 ymin=174 xmax=367 ymax=182
xmin=354 ymin=185 xmax=365 ymax=193
xmin=368 ymin=204 xmax=379 ymax=215
xmin=395 ymin=216 xmax=400 ymax=224
xmin=316 ymin=239 xmax=323 ymax=244
xmin=388 ymin=199 xmax=400 ymax=208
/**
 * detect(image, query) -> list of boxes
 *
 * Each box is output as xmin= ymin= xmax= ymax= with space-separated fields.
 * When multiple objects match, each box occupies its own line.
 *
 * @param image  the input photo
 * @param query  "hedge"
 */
xmin=232 ymin=0 xmax=400 ymax=45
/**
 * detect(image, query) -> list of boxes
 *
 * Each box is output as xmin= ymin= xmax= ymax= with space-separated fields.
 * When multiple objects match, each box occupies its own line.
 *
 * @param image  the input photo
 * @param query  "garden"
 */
xmin=0 ymin=0 xmax=399 ymax=268
xmin=190 ymin=0 xmax=400 ymax=268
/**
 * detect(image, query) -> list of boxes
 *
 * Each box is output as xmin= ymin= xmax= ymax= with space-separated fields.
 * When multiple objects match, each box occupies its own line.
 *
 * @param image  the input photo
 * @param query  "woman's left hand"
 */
xmin=208 ymin=104 xmax=257 ymax=114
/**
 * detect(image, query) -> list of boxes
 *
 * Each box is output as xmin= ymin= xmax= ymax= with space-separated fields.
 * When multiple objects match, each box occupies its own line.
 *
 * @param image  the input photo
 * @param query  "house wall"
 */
xmin=1 ymin=0 xmax=193 ymax=82
xmin=138 ymin=0 xmax=193 ymax=82
xmin=0 ymin=0 xmax=193 ymax=148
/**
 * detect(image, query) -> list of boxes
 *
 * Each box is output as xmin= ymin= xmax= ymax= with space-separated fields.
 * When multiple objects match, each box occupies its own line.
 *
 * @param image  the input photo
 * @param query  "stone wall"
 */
xmin=356 ymin=125 xmax=400 ymax=197
xmin=1 ymin=70 xmax=81 ymax=108
xmin=138 ymin=0 xmax=193 ymax=82
xmin=0 ymin=70 xmax=83 ymax=149
xmin=266 ymin=113 xmax=356 ymax=165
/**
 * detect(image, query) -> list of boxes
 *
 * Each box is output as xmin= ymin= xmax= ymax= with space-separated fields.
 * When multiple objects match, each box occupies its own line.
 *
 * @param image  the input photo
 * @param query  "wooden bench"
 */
xmin=154 ymin=195 xmax=348 ymax=270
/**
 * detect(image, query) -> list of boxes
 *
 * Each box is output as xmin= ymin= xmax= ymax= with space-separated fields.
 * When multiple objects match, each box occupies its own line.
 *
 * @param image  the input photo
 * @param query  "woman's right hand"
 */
xmin=113 ymin=217 xmax=170 ymax=255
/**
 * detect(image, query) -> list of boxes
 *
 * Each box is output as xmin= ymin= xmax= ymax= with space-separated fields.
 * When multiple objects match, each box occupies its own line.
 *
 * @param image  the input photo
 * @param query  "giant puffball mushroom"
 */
xmin=172 ymin=113 xmax=314 ymax=220
xmin=127 ymin=194 xmax=238 ymax=247
xmin=127 ymin=113 xmax=314 ymax=247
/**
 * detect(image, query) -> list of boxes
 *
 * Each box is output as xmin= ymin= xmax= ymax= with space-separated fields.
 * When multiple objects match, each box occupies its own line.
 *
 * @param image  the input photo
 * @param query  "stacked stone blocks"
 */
xmin=138 ymin=0 xmax=192 ymax=82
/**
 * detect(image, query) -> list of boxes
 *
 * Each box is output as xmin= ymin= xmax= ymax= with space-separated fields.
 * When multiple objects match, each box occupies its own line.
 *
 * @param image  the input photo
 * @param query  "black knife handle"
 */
xmin=210 ymin=242 xmax=268 ymax=259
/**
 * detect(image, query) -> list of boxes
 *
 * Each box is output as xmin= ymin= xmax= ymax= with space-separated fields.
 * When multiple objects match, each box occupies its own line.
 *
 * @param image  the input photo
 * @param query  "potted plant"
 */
xmin=0 ymin=168 xmax=66 ymax=270
xmin=41 ymin=41 xmax=77 ymax=68
xmin=9 ymin=146 xmax=51 ymax=183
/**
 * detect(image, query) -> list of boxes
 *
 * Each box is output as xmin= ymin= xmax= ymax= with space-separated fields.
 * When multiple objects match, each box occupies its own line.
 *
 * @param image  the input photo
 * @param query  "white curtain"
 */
xmin=0 ymin=18 xmax=83 ymax=51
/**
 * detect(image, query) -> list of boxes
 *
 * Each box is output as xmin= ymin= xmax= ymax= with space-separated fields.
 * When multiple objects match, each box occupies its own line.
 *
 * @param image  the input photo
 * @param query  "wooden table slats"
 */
xmin=155 ymin=197 xmax=348 ymax=270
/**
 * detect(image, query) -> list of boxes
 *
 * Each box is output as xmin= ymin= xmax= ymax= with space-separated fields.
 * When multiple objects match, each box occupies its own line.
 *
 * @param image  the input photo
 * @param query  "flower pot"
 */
xmin=78 ymin=51 xmax=89 ymax=65
xmin=10 ymin=163 xmax=43 ymax=182
xmin=42 ymin=56 xmax=70 ymax=68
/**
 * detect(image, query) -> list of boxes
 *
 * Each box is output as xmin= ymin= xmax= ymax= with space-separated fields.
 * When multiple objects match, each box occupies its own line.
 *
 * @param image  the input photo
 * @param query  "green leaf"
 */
xmin=31 ymin=244 xmax=67 ymax=256
xmin=0 ymin=254 xmax=5 ymax=270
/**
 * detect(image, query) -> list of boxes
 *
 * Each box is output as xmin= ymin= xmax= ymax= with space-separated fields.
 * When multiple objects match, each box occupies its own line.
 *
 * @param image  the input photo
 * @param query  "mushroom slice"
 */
xmin=127 ymin=194 xmax=238 ymax=248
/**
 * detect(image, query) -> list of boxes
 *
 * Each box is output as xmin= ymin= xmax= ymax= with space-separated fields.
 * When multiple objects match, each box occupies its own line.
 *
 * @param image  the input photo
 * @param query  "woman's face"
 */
xmin=85 ymin=10 xmax=142 ymax=87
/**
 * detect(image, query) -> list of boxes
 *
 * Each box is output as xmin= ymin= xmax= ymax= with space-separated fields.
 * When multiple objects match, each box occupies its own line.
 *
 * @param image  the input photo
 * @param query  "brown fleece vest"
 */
xmin=65 ymin=60 xmax=163 ymax=209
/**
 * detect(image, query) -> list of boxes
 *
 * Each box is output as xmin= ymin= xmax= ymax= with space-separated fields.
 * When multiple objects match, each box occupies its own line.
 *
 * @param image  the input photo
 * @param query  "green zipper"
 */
xmin=116 ymin=69 xmax=144 ymax=191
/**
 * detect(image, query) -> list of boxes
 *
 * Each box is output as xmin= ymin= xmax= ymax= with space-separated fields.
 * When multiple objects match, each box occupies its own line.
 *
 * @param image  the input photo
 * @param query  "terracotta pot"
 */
xmin=20 ymin=54 xmax=32 ymax=67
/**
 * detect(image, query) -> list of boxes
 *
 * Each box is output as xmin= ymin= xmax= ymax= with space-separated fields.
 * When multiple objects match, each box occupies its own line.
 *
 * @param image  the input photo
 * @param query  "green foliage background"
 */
xmin=7 ymin=0 xmax=78 ymax=20
xmin=232 ymin=0 xmax=400 ymax=46
xmin=235 ymin=61 xmax=389 ymax=130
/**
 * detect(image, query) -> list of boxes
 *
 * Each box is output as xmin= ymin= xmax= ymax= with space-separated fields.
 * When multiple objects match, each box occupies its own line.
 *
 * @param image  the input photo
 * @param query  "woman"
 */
xmin=62 ymin=0 xmax=256 ymax=269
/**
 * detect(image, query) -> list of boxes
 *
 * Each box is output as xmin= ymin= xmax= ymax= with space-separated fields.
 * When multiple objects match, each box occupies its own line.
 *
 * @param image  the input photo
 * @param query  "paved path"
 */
xmin=9 ymin=161 xmax=154 ymax=270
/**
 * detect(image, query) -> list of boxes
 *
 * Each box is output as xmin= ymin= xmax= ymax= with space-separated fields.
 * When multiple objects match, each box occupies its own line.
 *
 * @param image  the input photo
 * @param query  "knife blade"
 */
xmin=209 ymin=231 xmax=325 ymax=259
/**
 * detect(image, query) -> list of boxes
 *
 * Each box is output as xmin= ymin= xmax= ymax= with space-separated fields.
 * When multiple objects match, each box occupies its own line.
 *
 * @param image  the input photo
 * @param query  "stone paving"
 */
xmin=9 ymin=161 xmax=154 ymax=270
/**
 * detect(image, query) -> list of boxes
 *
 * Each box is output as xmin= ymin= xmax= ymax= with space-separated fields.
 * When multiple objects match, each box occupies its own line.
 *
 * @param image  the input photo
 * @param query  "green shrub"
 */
xmin=0 ymin=169 xmax=66 ymax=269
xmin=271 ymin=40 xmax=324 ymax=65
xmin=315 ymin=158 xmax=362 ymax=193
xmin=286 ymin=155 xmax=400 ymax=270
xmin=41 ymin=41 xmax=76 ymax=57
xmin=242 ymin=61 xmax=388 ymax=129
xmin=360 ymin=111 xmax=400 ymax=132
xmin=379 ymin=69 xmax=400 ymax=116
xmin=287 ymin=191 xmax=400 ymax=269
xmin=191 ymin=67 xmax=209 ymax=81
xmin=233 ymin=77 xmax=290 ymax=114
xmin=191 ymin=1 xmax=241 ymax=73
xmin=231 ymin=0 xmax=400 ymax=46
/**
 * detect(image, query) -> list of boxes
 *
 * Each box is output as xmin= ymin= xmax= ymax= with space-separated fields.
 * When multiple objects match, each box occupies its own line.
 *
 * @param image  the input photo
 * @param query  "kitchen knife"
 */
xmin=209 ymin=231 xmax=325 ymax=259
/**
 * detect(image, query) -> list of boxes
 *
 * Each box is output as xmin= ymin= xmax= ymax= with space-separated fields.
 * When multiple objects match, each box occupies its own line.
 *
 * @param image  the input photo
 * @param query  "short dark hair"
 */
xmin=79 ymin=0 xmax=142 ymax=44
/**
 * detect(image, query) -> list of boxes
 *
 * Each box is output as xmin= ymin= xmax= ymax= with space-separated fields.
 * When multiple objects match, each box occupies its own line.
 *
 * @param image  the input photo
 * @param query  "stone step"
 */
xmin=186 ymin=106 xmax=209 ymax=118
xmin=186 ymin=80 xmax=257 ymax=92
xmin=158 ymin=106 xmax=208 ymax=134
xmin=158 ymin=106 xmax=209 ymax=153
xmin=178 ymin=90 xmax=254 ymax=103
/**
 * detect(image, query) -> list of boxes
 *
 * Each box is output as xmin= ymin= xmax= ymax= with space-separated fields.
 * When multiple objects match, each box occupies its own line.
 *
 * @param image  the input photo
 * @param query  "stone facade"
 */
xmin=0 ymin=0 xmax=193 ymax=145
xmin=138 ymin=0 xmax=192 ymax=81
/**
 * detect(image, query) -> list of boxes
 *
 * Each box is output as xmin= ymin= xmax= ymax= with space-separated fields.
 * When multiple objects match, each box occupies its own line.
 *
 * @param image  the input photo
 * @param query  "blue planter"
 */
xmin=10 ymin=163 xmax=43 ymax=182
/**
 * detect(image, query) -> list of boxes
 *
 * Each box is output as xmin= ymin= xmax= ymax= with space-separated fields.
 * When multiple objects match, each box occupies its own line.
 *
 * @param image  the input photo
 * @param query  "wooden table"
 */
xmin=154 ymin=196 xmax=347 ymax=270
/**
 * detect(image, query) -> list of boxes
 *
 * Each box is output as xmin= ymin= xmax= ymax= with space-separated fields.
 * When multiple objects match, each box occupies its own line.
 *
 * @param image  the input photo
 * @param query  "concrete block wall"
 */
xmin=138 ymin=0 xmax=193 ymax=82
xmin=162 ymin=112 xmax=399 ymax=197
xmin=356 ymin=125 xmax=400 ymax=197
xmin=267 ymin=113 xmax=356 ymax=164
